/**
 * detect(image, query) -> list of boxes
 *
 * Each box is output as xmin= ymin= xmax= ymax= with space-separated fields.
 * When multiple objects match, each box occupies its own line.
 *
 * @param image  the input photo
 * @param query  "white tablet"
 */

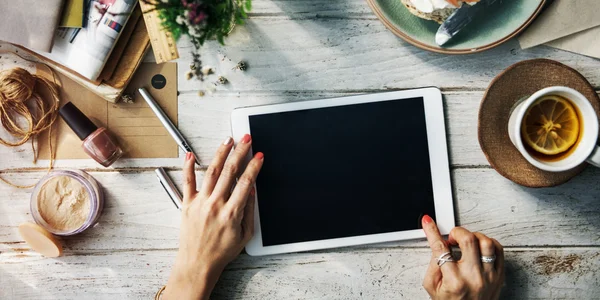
xmin=231 ymin=88 xmax=454 ymax=256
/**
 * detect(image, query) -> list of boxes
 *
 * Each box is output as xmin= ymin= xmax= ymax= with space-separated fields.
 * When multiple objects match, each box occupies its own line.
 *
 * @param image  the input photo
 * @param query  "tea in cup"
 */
xmin=507 ymin=86 xmax=600 ymax=172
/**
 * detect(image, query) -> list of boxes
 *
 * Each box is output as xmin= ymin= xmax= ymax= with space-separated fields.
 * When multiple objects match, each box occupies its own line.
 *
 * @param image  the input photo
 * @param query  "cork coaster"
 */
xmin=478 ymin=59 xmax=600 ymax=188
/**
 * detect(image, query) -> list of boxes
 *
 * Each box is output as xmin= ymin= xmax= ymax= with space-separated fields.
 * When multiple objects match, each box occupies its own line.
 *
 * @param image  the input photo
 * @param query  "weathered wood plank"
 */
xmin=0 ymin=90 xmax=521 ymax=170
xmin=454 ymin=167 xmax=600 ymax=246
xmin=174 ymin=90 xmax=487 ymax=169
xmin=5 ymin=90 xmax=600 ymax=169
xmin=251 ymin=0 xmax=371 ymax=15
xmin=174 ymin=18 xmax=600 ymax=93
xmin=1 ymin=167 xmax=599 ymax=252
xmin=1 ymin=248 xmax=598 ymax=299
xmin=0 ymin=171 xmax=184 ymax=251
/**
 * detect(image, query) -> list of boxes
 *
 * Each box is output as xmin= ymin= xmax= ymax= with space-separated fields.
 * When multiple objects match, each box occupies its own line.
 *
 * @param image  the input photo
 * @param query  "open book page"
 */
xmin=36 ymin=0 xmax=136 ymax=81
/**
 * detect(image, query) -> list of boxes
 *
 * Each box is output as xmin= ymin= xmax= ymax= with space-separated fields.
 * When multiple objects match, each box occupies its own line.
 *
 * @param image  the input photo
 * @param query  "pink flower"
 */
xmin=188 ymin=4 xmax=207 ymax=25
xmin=193 ymin=11 xmax=207 ymax=24
xmin=181 ymin=0 xmax=193 ymax=8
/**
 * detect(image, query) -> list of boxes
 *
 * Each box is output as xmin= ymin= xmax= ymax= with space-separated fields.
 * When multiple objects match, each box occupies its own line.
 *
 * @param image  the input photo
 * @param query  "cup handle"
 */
xmin=586 ymin=145 xmax=600 ymax=168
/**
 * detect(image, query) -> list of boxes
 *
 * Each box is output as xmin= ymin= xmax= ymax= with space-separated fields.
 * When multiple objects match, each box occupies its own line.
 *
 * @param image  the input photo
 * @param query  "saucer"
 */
xmin=478 ymin=59 xmax=600 ymax=187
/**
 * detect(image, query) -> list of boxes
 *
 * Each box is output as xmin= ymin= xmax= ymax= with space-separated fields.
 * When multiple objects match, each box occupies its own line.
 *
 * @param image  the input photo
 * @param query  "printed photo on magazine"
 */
xmin=37 ymin=0 xmax=136 ymax=81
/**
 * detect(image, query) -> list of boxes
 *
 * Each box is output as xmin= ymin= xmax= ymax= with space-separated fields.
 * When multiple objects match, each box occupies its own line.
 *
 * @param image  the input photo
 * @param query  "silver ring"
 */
xmin=481 ymin=255 xmax=496 ymax=263
xmin=436 ymin=252 xmax=455 ymax=267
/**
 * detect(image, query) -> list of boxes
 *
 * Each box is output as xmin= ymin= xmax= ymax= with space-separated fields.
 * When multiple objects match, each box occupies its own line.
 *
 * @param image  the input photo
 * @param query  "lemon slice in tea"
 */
xmin=521 ymin=95 xmax=580 ymax=155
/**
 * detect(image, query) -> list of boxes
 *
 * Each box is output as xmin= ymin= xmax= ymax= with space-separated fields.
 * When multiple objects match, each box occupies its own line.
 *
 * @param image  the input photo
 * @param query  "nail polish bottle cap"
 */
xmin=59 ymin=102 xmax=98 ymax=140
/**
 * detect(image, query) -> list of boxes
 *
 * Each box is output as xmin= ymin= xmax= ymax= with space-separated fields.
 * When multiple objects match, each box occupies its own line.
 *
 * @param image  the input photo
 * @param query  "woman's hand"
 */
xmin=421 ymin=215 xmax=505 ymax=300
xmin=163 ymin=135 xmax=263 ymax=300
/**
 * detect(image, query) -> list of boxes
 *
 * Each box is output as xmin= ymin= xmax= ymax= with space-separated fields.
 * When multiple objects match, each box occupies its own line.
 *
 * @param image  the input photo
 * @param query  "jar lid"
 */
xmin=18 ymin=222 xmax=63 ymax=257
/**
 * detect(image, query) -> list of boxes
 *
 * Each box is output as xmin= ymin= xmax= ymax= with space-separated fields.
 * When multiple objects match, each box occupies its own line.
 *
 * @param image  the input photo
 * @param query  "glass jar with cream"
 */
xmin=19 ymin=169 xmax=104 ymax=257
xmin=30 ymin=169 xmax=104 ymax=235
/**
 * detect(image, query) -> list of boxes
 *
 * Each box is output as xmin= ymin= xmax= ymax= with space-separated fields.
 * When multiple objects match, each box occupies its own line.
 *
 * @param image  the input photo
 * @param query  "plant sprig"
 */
xmin=143 ymin=0 xmax=251 ymax=80
xmin=144 ymin=0 xmax=251 ymax=47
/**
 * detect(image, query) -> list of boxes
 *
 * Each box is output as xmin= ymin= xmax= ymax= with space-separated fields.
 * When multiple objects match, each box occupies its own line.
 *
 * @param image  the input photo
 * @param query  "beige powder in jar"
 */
xmin=37 ymin=176 xmax=91 ymax=231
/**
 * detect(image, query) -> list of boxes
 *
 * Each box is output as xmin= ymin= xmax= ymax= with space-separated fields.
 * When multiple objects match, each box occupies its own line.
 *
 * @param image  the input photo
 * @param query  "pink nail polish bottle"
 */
xmin=59 ymin=102 xmax=123 ymax=167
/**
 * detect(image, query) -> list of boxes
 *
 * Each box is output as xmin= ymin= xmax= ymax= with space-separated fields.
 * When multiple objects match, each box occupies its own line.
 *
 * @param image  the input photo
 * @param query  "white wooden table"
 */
xmin=2 ymin=1 xmax=600 ymax=299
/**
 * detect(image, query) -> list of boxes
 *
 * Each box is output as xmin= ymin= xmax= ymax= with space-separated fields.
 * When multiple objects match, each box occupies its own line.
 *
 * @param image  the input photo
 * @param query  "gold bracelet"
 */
xmin=155 ymin=285 xmax=167 ymax=300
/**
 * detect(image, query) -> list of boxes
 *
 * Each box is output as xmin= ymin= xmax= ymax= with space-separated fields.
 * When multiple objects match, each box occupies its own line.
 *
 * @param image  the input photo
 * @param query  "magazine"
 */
xmin=37 ymin=0 xmax=136 ymax=81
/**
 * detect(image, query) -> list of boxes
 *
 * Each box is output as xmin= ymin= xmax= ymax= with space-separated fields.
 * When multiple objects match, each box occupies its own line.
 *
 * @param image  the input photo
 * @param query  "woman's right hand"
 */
xmin=421 ymin=215 xmax=505 ymax=300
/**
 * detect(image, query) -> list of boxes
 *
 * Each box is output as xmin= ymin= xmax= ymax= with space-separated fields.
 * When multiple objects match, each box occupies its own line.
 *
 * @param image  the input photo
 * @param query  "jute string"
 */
xmin=0 ymin=54 xmax=60 ymax=188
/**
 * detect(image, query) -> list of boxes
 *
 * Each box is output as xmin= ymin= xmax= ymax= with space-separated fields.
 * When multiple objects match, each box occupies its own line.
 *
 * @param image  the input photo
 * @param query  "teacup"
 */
xmin=507 ymin=86 xmax=600 ymax=172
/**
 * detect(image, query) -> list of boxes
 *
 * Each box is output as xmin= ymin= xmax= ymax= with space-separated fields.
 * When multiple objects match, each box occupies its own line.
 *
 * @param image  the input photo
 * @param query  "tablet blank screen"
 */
xmin=249 ymin=97 xmax=436 ymax=246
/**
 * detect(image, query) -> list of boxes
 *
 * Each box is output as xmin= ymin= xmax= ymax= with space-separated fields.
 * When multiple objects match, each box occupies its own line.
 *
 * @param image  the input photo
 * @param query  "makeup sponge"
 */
xmin=18 ymin=222 xmax=63 ymax=258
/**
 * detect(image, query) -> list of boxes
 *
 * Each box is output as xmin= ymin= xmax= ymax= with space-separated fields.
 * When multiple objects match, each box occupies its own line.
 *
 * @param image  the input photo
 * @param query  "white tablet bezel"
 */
xmin=231 ymin=87 xmax=455 ymax=256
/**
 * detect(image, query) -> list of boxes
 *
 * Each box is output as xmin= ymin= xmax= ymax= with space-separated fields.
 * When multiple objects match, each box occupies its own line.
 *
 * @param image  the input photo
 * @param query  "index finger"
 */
xmin=422 ymin=215 xmax=457 ymax=275
xmin=422 ymin=215 xmax=451 ymax=259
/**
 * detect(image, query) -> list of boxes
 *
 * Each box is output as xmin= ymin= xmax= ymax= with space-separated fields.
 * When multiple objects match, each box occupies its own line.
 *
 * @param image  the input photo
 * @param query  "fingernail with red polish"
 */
xmin=422 ymin=215 xmax=433 ymax=224
xmin=241 ymin=134 xmax=251 ymax=144
xmin=186 ymin=152 xmax=193 ymax=161
xmin=254 ymin=152 xmax=264 ymax=160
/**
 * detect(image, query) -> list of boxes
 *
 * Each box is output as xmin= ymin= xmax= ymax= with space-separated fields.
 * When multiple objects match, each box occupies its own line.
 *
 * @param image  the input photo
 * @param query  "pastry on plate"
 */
xmin=401 ymin=0 xmax=480 ymax=23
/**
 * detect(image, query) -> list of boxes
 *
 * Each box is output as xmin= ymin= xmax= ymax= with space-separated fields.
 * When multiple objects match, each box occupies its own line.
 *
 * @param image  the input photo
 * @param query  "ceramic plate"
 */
xmin=367 ymin=0 xmax=545 ymax=54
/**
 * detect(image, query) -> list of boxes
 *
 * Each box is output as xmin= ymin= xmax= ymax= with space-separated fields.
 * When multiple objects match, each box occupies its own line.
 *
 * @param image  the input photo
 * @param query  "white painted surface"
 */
xmin=1 ymin=0 xmax=599 ymax=298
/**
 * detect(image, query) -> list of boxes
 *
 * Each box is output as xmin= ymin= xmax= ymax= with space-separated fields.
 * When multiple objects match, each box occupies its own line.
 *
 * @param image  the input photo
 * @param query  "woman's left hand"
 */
xmin=163 ymin=135 xmax=263 ymax=300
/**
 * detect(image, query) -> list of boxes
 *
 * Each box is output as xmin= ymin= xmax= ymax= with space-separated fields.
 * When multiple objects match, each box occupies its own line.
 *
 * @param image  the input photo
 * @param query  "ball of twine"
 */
xmin=0 ymin=67 xmax=36 ymax=100
xmin=0 ymin=66 xmax=60 ymax=188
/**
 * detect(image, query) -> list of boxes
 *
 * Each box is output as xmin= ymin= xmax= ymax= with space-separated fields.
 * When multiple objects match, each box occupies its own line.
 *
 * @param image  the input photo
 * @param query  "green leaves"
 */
xmin=146 ymin=0 xmax=252 ymax=48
